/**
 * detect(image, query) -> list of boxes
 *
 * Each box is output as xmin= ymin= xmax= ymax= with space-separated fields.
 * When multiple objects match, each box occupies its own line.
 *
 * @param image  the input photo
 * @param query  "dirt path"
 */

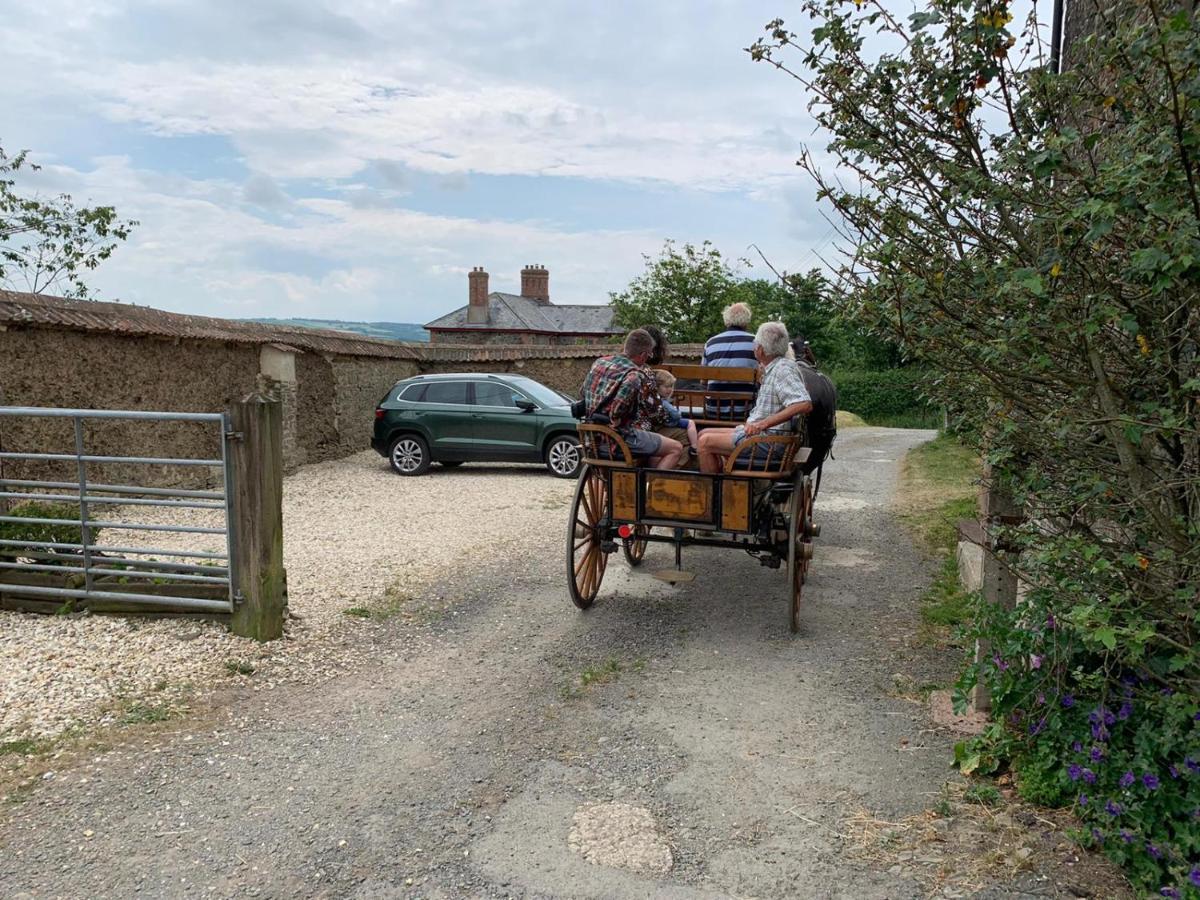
xmin=0 ymin=428 xmax=1116 ymax=898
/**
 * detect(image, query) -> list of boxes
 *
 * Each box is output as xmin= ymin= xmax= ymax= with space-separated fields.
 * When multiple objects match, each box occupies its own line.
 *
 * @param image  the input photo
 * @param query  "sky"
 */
xmin=0 ymin=0 xmax=847 ymax=325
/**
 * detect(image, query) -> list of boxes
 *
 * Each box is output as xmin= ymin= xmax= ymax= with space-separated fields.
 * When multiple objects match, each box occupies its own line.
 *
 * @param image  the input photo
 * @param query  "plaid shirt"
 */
xmin=746 ymin=357 xmax=811 ymax=435
xmin=582 ymin=355 xmax=665 ymax=437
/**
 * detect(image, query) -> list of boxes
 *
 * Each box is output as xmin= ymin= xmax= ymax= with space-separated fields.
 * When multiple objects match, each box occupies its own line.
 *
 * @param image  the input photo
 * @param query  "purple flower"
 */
xmin=1088 ymin=710 xmax=1101 ymax=725
xmin=1090 ymin=745 xmax=1105 ymax=762
xmin=1120 ymin=829 xmax=1133 ymax=843
xmin=1047 ymin=613 xmax=1056 ymax=629
xmin=1029 ymin=716 xmax=1046 ymax=736
xmin=1169 ymin=765 xmax=1180 ymax=779
xmin=1072 ymin=741 xmax=1083 ymax=753
xmin=1091 ymin=723 xmax=1109 ymax=741
xmin=1036 ymin=692 xmax=1046 ymax=706
xmin=1102 ymin=708 xmax=1116 ymax=726
xmin=1082 ymin=768 xmax=1096 ymax=784
xmin=992 ymin=653 xmax=1009 ymax=672
xmin=1143 ymin=773 xmax=1160 ymax=791
xmin=1193 ymin=712 xmax=1199 ymax=722
xmin=1062 ymin=694 xmax=1075 ymax=709
xmin=1117 ymin=701 xmax=1132 ymax=721
xmin=1146 ymin=843 xmax=1162 ymax=859
xmin=1079 ymin=793 xmax=1089 ymax=806
xmin=1068 ymin=763 xmax=1083 ymax=781
xmin=1186 ymin=757 xmax=1199 ymax=773
xmin=1162 ymin=687 xmax=1174 ymax=696
xmin=1161 ymin=888 xmax=1179 ymax=899
xmin=1190 ymin=868 xmax=1200 ymax=888
xmin=1120 ymin=771 xmax=1135 ymax=788
xmin=1105 ymin=800 xmax=1123 ymax=816
xmin=1091 ymin=827 xmax=1102 ymax=842
xmin=1030 ymin=654 xmax=1042 ymax=670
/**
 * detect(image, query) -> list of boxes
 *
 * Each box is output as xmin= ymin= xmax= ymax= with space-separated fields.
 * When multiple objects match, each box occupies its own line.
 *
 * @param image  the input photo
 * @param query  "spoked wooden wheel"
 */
xmin=799 ymin=476 xmax=815 ymax=584
xmin=622 ymin=525 xmax=650 ymax=567
xmin=786 ymin=473 xmax=814 ymax=633
xmin=567 ymin=466 xmax=609 ymax=609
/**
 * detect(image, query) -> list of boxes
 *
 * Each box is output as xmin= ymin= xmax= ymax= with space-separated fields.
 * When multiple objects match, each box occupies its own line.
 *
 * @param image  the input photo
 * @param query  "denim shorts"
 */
xmin=730 ymin=425 xmax=776 ymax=464
xmin=625 ymin=428 xmax=664 ymax=457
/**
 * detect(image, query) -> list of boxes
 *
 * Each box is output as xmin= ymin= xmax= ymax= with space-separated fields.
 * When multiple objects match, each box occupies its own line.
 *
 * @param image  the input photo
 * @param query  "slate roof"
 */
xmin=424 ymin=292 xmax=621 ymax=335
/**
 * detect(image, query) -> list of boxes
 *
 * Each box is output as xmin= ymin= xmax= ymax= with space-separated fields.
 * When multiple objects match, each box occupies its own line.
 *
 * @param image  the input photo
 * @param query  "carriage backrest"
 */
xmin=660 ymin=364 xmax=759 ymax=428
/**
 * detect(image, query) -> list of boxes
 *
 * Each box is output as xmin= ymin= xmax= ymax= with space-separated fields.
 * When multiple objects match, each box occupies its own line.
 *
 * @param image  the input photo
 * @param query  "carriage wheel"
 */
xmin=567 ymin=466 xmax=609 ymax=609
xmin=622 ymin=525 xmax=649 ymax=567
xmin=800 ymin=476 xmax=815 ymax=584
xmin=786 ymin=473 xmax=813 ymax=633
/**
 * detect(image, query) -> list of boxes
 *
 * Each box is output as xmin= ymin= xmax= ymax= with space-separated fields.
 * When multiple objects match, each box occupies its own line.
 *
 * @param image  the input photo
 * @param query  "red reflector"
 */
xmin=617 ymin=524 xmax=633 ymax=539
xmin=374 ymin=409 xmax=385 ymax=419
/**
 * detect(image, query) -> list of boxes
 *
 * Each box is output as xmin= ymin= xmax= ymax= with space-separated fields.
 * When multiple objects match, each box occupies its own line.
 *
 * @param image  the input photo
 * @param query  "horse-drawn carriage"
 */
xmin=564 ymin=364 xmax=823 ymax=632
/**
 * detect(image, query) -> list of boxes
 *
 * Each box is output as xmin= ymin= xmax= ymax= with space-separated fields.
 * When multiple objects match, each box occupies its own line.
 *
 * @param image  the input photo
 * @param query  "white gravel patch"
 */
xmin=1 ymin=452 xmax=574 ymax=742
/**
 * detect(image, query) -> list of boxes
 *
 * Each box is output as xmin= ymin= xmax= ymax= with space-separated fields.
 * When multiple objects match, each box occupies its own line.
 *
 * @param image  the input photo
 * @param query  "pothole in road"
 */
xmin=567 ymin=801 xmax=673 ymax=874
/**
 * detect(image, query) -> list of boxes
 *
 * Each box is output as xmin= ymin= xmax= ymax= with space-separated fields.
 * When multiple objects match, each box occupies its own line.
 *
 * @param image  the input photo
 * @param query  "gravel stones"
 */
xmin=567 ymin=802 xmax=673 ymax=874
xmin=1 ymin=453 xmax=573 ymax=741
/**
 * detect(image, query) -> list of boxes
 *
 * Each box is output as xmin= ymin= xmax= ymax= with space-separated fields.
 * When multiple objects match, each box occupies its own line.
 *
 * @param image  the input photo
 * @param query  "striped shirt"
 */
xmin=702 ymin=327 xmax=757 ymax=416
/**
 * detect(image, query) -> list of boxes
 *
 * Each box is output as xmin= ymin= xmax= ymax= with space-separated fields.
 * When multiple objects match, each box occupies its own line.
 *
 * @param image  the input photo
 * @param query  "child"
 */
xmin=653 ymin=369 xmax=699 ymax=457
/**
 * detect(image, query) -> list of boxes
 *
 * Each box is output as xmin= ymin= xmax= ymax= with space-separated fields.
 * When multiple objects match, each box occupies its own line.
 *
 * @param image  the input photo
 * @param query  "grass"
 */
xmin=561 ymin=656 xmax=643 ymax=699
xmin=118 ymin=701 xmax=174 ymax=726
xmin=895 ymin=432 xmax=980 ymax=638
xmin=223 ymin=659 xmax=255 ymax=676
xmin=343 ymin=606 xmax=373 ymax=618
xmin=836 ymin=410 xmax=868 ymax=428
xmin=0 ymin=739 xmax=46 ymax=757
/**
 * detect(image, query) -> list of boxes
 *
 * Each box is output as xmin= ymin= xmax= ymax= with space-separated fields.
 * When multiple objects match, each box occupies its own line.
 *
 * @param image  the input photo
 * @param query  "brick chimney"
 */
xmin=520 ymin=264 xmax=550 ymax=305
xmin=467 ymin=267 xmax=489 ymax=324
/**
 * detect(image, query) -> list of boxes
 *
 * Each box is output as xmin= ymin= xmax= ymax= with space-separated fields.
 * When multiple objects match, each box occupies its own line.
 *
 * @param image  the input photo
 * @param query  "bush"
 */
xmin=0 ymin=501 xmax=93 ymax=562
xmin=827 ymin=368 xmax=938 ymax=427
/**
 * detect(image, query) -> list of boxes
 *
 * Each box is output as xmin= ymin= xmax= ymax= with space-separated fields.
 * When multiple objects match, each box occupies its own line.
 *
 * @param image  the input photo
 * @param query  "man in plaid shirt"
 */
xmin=697 ymin=321 xmax=812 ymax=473
xmin=582 ymin=329 xmax=684 ymax=469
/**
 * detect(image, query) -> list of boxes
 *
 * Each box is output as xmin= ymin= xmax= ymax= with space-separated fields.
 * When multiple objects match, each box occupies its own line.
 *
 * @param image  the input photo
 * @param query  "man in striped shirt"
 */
xmin=702 ymin=302 xmax=757 ymax=419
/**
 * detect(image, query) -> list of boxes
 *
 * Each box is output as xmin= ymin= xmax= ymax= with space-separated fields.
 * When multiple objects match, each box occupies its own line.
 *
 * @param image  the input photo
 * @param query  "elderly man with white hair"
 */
xmin=697 ymin=321 xmax=813 ymax=474
xmin=702 ymin=301 xmax=758 ymax=419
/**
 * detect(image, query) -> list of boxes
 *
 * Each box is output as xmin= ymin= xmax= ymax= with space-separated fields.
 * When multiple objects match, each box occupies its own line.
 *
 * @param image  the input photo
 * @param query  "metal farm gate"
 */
xmin=0 ymin=407 xmax=238 ymax=613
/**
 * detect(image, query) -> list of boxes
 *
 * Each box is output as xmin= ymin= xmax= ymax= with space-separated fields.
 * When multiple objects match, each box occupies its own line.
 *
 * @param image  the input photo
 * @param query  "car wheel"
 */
xmin=439 ymin=461 xmax=464 ymax=468
xmin=388 ymin=434 xmax=431 ymax=476
xmin=545 ymin=435 xmax=582 ymax=479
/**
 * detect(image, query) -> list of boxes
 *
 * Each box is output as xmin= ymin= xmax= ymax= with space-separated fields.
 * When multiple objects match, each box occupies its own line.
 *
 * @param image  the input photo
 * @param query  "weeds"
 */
xmin=223 ymin=660 xmax=255 ymax=676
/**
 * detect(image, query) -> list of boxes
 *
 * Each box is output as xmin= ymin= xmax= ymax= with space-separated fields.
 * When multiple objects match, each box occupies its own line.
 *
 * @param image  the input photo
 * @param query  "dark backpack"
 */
xmin=797 ymin=362 xmax=837 ymax=475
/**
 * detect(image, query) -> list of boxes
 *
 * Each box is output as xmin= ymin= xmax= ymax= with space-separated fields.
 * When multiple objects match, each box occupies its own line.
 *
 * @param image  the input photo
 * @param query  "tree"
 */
xmin=0 ymin=144 xmax=136 ymax=299
xmin=609 ymin=240 xmax=752 ymax=344
xmin=746 ymin=270 xmax=901 ymax=369
xmin=751 ymin=0 xmax=1198 ymax=891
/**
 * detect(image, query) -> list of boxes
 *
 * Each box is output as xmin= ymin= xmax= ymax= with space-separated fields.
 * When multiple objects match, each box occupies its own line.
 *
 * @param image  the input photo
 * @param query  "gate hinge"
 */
xmin=232 ymin=591 xmax=246 ymax=606
xmin=225 ymin=430 xmax=244 ymax=441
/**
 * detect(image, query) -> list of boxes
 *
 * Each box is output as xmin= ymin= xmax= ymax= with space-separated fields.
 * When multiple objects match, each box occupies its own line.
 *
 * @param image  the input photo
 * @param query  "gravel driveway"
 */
xmin=1 ymin=454 xmax=575 ymax=739
xmin=0 ymin=430 xmax=1124 ymax=898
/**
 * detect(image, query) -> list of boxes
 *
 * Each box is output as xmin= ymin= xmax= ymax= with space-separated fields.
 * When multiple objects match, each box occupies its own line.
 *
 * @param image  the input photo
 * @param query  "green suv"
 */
xmin=371 ymin=373 xmax=582 ymax=478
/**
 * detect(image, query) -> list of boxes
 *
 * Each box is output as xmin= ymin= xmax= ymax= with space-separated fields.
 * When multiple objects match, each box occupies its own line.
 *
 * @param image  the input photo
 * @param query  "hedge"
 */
xmin=827 ymin=368 xmax=937 ymax=426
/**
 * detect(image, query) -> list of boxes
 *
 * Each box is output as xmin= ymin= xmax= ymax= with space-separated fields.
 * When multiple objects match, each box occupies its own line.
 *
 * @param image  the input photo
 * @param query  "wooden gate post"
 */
xmin=970 ymin=461 xmax=1021 ymax=713
xmin=229 ymin=394 xmax=286 ymax=641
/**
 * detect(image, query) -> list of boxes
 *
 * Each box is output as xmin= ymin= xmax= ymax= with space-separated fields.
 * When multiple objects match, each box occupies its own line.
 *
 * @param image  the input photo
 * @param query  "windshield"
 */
xmin=510 ymin=376 xmax=571 ymax=408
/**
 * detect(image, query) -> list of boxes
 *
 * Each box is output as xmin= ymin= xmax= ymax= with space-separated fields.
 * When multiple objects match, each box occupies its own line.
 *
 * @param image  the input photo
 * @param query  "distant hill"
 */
xmin=246 ymin=318 xmax=430 ymax=343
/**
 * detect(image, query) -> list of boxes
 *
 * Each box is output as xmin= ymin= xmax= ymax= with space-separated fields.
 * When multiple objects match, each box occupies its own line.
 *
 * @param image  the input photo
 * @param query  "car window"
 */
xmin=473 ymin=382 xmax=524 ymax=408
xmin=398 ymin=384 xmax=426 ymax=402
xmin=508 ymin=377 xmax=571 ymax=408
xmin=421 ymin=382 xmax=469 ymax=405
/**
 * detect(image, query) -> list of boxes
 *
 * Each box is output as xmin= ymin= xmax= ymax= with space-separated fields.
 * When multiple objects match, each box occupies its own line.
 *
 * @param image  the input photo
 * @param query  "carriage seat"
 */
xmin=576 ymin=423 xmax=643 ymax=467
xmin=724 ymin=435 xmax=810 ymax=479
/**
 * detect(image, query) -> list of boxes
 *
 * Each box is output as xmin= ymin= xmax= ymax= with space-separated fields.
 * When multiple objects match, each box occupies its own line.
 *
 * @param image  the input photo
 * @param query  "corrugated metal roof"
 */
xmin=0 ymin=290 xmax=697 ymax=361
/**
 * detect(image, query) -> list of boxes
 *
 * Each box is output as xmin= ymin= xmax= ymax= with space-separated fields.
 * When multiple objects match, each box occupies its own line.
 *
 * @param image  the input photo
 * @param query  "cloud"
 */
xmin=242 ymin=173 xmax=291 ymax=209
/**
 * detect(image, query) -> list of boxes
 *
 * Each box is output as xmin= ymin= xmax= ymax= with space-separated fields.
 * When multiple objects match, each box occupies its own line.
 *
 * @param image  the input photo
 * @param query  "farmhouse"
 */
xmin=424 ymin=265 xmax=622 ymax=345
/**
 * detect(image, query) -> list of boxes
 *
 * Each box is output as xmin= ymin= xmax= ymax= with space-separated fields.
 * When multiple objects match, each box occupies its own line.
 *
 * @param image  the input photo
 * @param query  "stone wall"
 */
xmin=328 ymin=356 xmax=420 ymax=458
xmin=0 ymin=321 xmax=703 ymax=488
xmin=0 ymin=328 xmax=261 ymax=490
